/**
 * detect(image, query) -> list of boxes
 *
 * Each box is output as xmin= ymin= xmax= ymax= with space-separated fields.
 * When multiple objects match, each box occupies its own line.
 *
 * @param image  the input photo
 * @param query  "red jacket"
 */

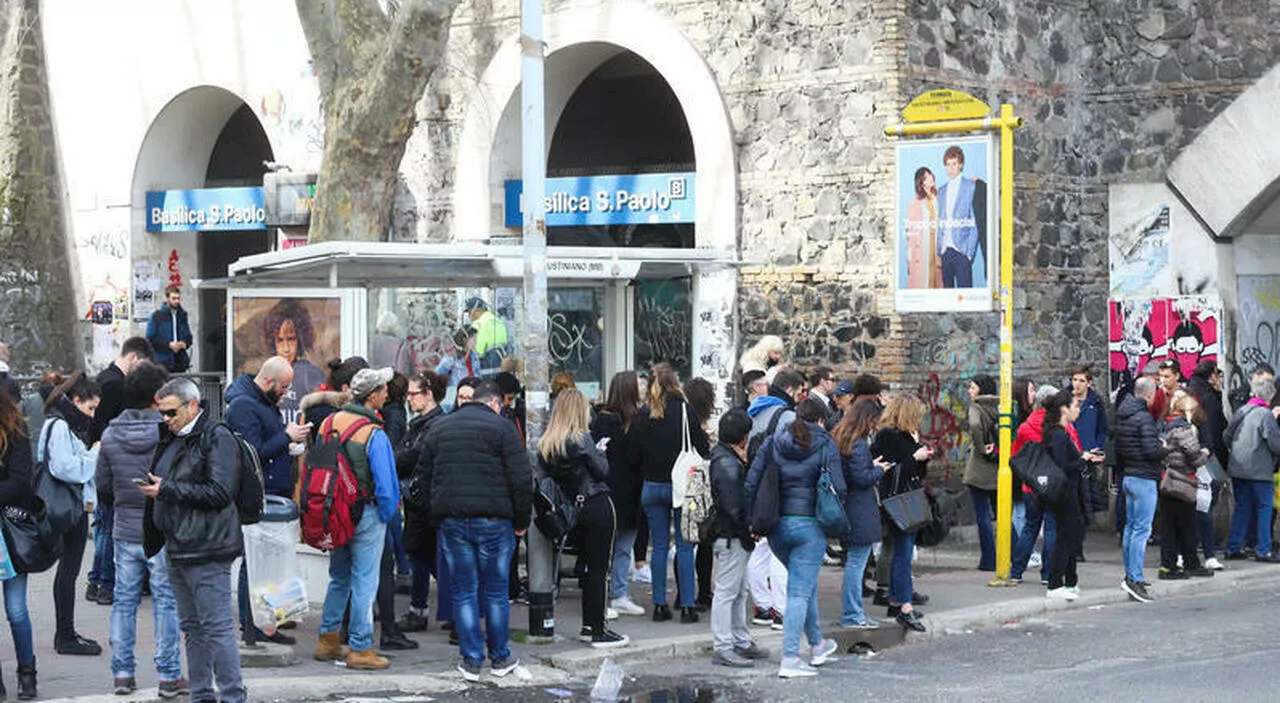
xmin=1012 ymin=409 xmax=1081 ymax=493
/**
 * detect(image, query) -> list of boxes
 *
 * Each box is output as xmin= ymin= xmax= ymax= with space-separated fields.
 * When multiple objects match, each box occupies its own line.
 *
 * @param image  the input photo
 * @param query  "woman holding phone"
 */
xmin=870 ymin=394 xmax=933 ymax=632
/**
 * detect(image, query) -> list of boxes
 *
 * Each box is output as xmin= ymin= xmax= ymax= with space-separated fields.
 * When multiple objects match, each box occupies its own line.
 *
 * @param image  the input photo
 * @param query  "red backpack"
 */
xmin=299 ymin=414 xmax=373 ymax=551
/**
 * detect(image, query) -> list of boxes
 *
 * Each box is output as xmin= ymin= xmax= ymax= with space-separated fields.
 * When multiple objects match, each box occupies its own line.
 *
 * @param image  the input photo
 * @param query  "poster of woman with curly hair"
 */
xmin=232 ymin=296 xmax=341 ymax=422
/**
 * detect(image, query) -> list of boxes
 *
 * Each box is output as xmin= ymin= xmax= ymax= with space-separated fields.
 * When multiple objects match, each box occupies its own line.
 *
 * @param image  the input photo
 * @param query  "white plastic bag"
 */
xmin=1195 ymin=467 xmax=1213 ymax=514
xmin=243 ymin=520 xmax=309 ymax=634
xmin=590 ymin=658 xmax=625 ymax=701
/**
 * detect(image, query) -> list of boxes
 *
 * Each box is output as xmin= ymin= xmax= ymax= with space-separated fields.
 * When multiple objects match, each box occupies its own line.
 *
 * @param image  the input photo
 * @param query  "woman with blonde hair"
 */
xmin=739 ymin=336 xmax=786 ymax=385
xmin=538 ymin=388 xmax=629 ymax=649
xmin=870 ymin=394 xmax=934 ymax=632
xmin=1158 ymin=389 xmax=1213 ymax=579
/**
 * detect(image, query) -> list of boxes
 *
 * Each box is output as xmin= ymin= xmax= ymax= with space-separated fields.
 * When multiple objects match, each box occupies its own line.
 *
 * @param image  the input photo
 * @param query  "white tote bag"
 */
xmin=670 ymin=403 xmax=704 ymax=508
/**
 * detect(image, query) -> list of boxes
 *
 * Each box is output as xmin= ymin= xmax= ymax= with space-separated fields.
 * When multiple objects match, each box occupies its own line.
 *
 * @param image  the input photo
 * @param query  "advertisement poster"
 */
xmin=1108 ymin=296 xmax=1219 ymax=392
xmin=894 ymin=135 xmax=997 ymax=313
xmin=232 ymin=296 xmax=342 ymax=423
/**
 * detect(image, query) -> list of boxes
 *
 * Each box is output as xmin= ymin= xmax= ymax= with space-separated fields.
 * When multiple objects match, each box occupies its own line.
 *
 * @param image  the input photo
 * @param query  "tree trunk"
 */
xmin=295 ymin=0 xmax=462 ymax=243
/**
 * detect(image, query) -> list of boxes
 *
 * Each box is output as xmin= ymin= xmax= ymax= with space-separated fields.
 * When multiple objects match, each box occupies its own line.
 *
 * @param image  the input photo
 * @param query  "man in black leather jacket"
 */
xmin=708 ymin=410 xmax=769 ymax=668
xmin=141 ymin=378 xmax=245 ymax=703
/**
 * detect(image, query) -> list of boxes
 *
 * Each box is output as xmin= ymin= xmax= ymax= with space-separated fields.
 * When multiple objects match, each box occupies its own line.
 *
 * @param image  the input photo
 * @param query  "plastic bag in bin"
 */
xmin=243 ymin=496 xmax=308 ymax=634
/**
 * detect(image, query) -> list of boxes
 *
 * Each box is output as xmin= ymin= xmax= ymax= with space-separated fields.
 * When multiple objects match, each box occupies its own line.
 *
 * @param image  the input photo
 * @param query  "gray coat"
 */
xmin=1224 ymin=404 xmax=1280 ymax=482
xmin=94 ymin=409 xmax=162 ymax=544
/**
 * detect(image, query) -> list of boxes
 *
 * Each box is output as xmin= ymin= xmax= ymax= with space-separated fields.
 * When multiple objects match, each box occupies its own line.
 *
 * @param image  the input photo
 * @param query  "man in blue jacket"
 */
xmin=146 ymin=287 xmax=194 ymax=373
xmin=224 ymin=356 xmax=311 ymax=645
xmin=935 ymin=145 xmax=987 ymax=289
xmin=1070 ymin=366 xmax=1108 ymax=536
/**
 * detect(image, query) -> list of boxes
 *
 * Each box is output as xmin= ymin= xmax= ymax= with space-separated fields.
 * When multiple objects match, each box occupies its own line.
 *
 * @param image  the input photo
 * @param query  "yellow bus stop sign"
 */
xmin=903 ymin=89 xmax=991 ymax=122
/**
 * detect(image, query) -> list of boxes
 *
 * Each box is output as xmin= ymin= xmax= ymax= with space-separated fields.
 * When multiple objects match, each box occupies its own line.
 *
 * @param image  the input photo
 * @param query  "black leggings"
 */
xmin=376 ymin=531 xmax=399 ymax=637
xmin=1047 ymin=495 xmax=1083 ymax=590
xmin=578 ymin=494 xmax=616 ymax=633
xmin=54 ymin=514 xmax=89 ymax=639
xmin=1159 ymin=494 xmax=1201 ymax=570
xmin=696 ymin=542 xmax=713 ymax=602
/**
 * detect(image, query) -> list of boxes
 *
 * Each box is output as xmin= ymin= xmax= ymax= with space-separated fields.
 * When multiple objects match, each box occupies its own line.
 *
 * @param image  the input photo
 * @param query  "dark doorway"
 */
xmin=199 ymin=104 xmax=273 ymax=372
xmin=547 ymin=51 xmax=695 ymax=248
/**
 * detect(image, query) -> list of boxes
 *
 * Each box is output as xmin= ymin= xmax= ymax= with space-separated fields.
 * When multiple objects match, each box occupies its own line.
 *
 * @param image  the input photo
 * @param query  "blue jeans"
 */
xmin=410 ymin=551 xmax=432 ymax=611
xmin=768 ymin=518 xmax=825 ymax=658
xmin=90 ymin=503 xmax=115 ymax=589
xmin=1010 ymin=495 xmax=1056 ymax=581
xmin=1197 ymin=484 xmax=1221 ymax=559
xmin=969 ymin=487 xmax=997 ymax=571
xmin=1228 ymin=478 xmax=1274 ymax=557
xmin=436 ymin=536 xmax=454 ymax=622
xmin=889 ymin=528 xmax=916 ymax=605
xmin=1012 ymin=497 xmax=1026 ymax=539
xmin=1122 ymin=476 xmax=1158 ymax=583
xmin=387 ymin=508 xmax=411 ymax=575
xmin=840 ymin=542 xmax=874 ymax=625
xmin=609 ymin=528 xmax=637 ymax=601
xmin=2 ymin=575 xmax=32 ymax=667
xmin=640 ymin=481 xmax=694 ymax=608
xmin=441 ymin=518 xmax=516 ymax=667
xmin=110 ymin=542 xmax=181 ymax=680
xmin=319 ymin=514 xmax=387 ymax=651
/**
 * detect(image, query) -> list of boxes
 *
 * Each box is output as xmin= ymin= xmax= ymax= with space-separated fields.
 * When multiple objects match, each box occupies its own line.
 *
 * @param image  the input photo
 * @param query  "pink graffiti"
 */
xmin=1109 ymin=298 xmax=1218 ymax=382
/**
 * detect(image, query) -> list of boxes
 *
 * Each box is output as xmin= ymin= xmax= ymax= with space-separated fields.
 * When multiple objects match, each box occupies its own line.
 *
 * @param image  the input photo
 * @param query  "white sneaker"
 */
xmin=605 ymin=607 xmax=619 ymax=621
xmin=1066 ymin=586 xmax=1080 ymax=597
xmin=1204 ymin=557 xmax=1225 ymax=571
xmin=610 ymin=596 xmax=645 ymax=616
xmin=778 ymin=657 xmax=818 ymax=678
xmin=1046 ymin=587 xmax=1078 ymax=601
xmin=810 ymin=639 xmax=839 ymax=666
xmin=632 ymin=564 xmax=652 ymax=584
xmin=1176 ymin=555 xmax=1184 ymax=568
xmin=1028 ymin=551 xmax=1042 ymax=569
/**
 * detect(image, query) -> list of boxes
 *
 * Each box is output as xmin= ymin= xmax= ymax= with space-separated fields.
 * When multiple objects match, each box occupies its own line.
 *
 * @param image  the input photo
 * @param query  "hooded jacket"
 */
xmin=1224 ymin=404 xmax=1280 ymax=482
xmin=745 ymin=421 xmax=845 ymax=520
xmin=224 ymin=373 xmax=294 ymax=497
xmin=301 ymin=390 xmax=349 ymax=442
xmin=1113 ymin=394 xmax=1166 ymax=481
xmin=964 ymin=395 xmax=999 ymax=490
xmin=95 ymin=408 xmax=162 ymax=544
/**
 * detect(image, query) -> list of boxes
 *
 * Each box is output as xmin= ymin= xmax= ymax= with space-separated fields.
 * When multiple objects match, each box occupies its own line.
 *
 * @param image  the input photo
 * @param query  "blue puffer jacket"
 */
xmin=746 ymin=421 xmax=845 ymax=520
xmin=841 ymin=437 xmax=883 ymax=545
xmin=224 ymin=374 xmax=293 ymax=497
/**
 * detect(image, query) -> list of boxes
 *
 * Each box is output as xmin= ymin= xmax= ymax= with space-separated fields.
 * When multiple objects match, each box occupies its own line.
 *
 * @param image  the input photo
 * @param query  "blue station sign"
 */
xmin=145 ymin=187 xmax=268 ymax=232
xmin=504 ymin=172 xmax=695 ymax=228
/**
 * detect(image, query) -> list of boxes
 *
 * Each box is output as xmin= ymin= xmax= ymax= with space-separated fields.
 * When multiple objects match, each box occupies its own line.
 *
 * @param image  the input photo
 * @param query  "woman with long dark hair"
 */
xmin=39 ymin=372 xmax=103 ymax=656
xmin=628 ymin=366 xmax=708 ymax=624
xmin=539 ymin=389 xmax=629 ymax=648
xmin=745 ymin=398 xmax=843 ymax=678
xmin=1040 ymin=390 xmax=1094 ymax=599
xmin=591 ymin=371 xmax=645 ymax=617
xmin=833 ymin=399 xmax=889 ymax=629
xmin=870 ymin=394 xmax=933 ymax=633
xmin=683 ymin=377 xmax=717 ymax=611
xmin=0 ymin=384 xmax=39 ymax=698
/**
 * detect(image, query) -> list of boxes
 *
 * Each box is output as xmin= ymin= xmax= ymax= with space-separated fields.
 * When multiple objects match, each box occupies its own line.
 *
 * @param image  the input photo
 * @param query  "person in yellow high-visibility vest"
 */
xmin=465 ymin=297 xmax=508 ymax=377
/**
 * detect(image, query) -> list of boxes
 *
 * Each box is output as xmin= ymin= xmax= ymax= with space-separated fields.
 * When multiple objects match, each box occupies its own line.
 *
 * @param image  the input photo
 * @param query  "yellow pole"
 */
xmin=994 ymin=103 xmax=1016 ymax=579
xmin=884 ymin=105 xmax=1022 ymax=579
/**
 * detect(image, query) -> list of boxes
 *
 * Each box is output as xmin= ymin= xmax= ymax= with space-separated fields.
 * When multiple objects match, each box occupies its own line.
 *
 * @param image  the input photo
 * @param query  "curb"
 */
xmin=62 ymin=664 xmax=569 ymax=703
xmin=238 ymin=641 xmax=299 ymax=668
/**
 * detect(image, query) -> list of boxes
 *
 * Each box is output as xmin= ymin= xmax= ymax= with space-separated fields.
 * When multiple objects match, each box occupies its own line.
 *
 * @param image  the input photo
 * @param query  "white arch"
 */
xmin=452 ymin=1 xmax=737 ymax=250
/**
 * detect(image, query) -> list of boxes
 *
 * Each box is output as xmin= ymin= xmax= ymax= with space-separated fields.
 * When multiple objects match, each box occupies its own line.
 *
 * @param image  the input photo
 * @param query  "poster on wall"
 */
xmin=232 ymin=296 xmax=342 ymax=424
xmin=894 ymin=135 xmax=997 ymax=313
xmin=1109 ymin=203 xmax=1171 ymax=298
xmin=1108 ymin=296 xmax=1219 ymax=393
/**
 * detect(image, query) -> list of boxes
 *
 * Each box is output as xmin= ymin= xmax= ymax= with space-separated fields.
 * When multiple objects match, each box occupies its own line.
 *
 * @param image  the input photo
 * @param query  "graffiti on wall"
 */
xmin=1110 ymin=203 xmax=1172 ymax=298
xmin=1108 ymin=296 xmax=1219 ymax=391
xmin=1235 ymin=276 xmax=1280 ymax=403
xmin=917 ymin=373 xmax=970 ymax=477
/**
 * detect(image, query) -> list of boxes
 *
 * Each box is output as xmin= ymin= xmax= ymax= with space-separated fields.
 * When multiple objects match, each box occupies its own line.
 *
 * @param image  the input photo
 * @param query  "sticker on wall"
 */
xmin=1110 ymin=203 xmax=1172 ymax=298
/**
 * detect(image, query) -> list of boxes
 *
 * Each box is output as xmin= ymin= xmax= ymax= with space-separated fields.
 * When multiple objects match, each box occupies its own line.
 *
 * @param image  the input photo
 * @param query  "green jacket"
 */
xmin=964 ymin=395 xmax=999 ymax=490
xmin=473 ymin=311 xmax=508 ymax=356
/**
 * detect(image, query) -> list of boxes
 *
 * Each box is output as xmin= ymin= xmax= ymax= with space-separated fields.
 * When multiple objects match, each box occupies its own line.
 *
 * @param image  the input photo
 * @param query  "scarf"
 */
xmin=51 ymin=395 xmax=93 ymax=446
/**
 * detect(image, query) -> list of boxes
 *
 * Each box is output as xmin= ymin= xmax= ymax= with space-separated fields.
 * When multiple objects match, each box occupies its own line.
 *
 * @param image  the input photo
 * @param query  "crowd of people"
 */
xmin=1 ymin=318 xmax=1279 ymax=695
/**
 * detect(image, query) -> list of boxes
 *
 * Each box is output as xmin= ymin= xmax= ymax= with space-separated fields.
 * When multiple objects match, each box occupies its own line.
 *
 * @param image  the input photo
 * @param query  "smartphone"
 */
xmin=131 ymin=477 xmax=153 ymax=486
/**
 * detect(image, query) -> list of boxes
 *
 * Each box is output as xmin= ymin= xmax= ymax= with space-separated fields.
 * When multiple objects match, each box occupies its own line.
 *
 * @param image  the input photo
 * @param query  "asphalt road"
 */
xmin=409 ymin=579 xmax=1280 ymax=703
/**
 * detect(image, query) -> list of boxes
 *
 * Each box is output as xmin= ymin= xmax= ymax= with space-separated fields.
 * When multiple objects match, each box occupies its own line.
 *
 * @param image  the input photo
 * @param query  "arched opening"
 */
xmin=131 ymin=86 xmax=274 ymax=372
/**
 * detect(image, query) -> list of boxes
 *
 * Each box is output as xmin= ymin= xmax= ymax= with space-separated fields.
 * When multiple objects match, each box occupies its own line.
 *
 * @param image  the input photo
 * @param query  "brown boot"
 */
xmin=314 ymin=632 xmax=350 ymax=662
xmin=346 ymin=648 xmax=390 ymax=670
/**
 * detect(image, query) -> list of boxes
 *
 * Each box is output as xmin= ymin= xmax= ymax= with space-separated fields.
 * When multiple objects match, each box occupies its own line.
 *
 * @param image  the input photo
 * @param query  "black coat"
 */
xmin=0 ymin=433 xmax=37 ymax=511
xmin=145 ymin=413 xmax=243 ymax=565
xmin=627 ymin=397 xmax=710 ymax=485
xmin=709 ymin=442 xmax=752 ymax=548
xmin=415 ymin=403 xmax=533 ymax=530
xmin=382 ymin=402 xmax=408 ymax=448
xmin=870 ymin=428 xmax=928 ymax=498
xmin=590 ymin=410 xmax=641 ymax=530
xmin=398 ymin=407 xmax=444 ymax=556
xmin=91 ymin=362 xmax=126 ymax=445
xmin=1114 ymin=394 xmax=1166 ymax=481
xmin=1187 ymin=375 xmax=1228 ymax=467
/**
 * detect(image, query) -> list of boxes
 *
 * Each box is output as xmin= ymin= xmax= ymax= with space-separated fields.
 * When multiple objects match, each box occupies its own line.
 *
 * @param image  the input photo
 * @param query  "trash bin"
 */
xmin=243 ymin=495 xmax=308 ymax=635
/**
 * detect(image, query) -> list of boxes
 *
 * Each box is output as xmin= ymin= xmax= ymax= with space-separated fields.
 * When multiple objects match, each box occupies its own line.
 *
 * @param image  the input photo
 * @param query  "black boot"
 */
xmin=680 ymin=607 xmax=700 ymax=624
xmin=15 ymin=664 xmax=34 ymax=701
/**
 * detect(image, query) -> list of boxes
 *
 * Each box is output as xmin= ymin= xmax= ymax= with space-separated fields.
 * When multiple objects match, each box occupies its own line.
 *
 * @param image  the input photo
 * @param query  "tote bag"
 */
xmin=880 ymin=463 xmax=931 ymax=533
xmin=670 ymin=404 xmax=705 ymax=508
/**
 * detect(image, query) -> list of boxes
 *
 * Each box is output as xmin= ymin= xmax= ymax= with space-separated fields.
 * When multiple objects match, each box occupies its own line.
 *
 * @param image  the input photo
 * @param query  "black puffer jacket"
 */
xmin=709 ymin=442 xmax=752 ymax=547
xmin=146 ymin=413 xmax=243 ymax=565
xmin=1114 ymin=394 xmax=1166 ymax=481
xmin=415 ymin=403 xmax=533 ymax=530
xmin=590 ymin=410 xmax=641 ymax=530
xmin=538 ymin=433 xmax=610 ymax=502
xmin=0 ymin=433 xmax=37 ymax=511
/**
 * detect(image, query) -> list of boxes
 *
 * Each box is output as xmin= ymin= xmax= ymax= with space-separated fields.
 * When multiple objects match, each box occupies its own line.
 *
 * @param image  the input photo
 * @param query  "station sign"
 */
xmin=145 ymin=187 xmax=267 ymax=232
xmin=504 ymin=172 xmax=695 ymax=228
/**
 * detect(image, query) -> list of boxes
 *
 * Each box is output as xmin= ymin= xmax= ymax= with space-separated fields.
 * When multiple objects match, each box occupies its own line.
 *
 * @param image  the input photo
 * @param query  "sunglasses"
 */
xmin=160 ymin=408 xmax=181 ymax=419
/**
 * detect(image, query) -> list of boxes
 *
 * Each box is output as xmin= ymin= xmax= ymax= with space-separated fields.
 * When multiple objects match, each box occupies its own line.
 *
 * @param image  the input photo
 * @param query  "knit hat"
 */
xmin=970 ymin=374 xmax=998 ymax=396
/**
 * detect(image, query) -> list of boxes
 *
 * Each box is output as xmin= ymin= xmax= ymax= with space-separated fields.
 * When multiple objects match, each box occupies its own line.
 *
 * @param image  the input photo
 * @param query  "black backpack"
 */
xmin=202 ymin=422 xmax=265 ymax=525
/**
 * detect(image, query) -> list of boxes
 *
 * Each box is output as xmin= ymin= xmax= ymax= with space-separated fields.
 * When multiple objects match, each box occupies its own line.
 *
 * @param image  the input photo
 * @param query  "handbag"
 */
xmin=670 ymin=404 xmax=704 ymax=508
xmin=815 ymin=445 xmax=849 ymax=539
xmin=1159 ymin=468 xmax=1198 ymax=504
xmin=33 ymin=420 xmax=84 ymax=534
xmin=749 ymin=439 xmax=781 ymax=536
xmin=1009 ymin=441 xmax=1068 ymax=505
xmin=1 ymin=500 xmax=63 ymax=574
xmin=880 ymin=463 xmax=931 ymax=533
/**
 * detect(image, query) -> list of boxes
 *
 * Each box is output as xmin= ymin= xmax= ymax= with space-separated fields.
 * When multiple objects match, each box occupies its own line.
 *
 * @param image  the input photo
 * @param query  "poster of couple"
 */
xmin=894 ymin=135 xmax=998 ymax=313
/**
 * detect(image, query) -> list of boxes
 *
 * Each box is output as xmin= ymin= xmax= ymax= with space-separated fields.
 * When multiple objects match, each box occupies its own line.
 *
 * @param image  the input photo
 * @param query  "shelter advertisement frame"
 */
xmin=893 ymin=134 xmax=998 ymax=313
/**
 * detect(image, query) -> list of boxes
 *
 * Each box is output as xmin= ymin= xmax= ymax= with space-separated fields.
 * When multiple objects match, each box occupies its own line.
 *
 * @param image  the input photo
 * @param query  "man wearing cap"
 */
xmin=464 ymin=298 xmax=508 ymax=377
xmin=313 ymin=368 xmax=402 ymax=670
xmin=825 ymin=380 xmax=856 ymax=430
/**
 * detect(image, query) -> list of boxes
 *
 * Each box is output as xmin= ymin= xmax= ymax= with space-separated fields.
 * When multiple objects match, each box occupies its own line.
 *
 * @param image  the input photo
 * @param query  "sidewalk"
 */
xmin=33 ymin=531 xmax=1280 ymax=702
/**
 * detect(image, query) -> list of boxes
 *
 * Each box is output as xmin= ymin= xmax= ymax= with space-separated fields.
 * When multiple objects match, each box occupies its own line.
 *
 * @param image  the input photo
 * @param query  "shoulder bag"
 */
xmin=1009 ymin=441 xmax=1068 ymax=505
xmin=880 ymin=463 xmax=931 ymax=533
xmin=815 ymin=444 xmax=850 ymax=539
xmin=33 ymin=420 xmax=84 ymax=534
xmin=1 ymin=499 xmax=63 ymax=574
xmin=749 ymin=439 xmax=782 ymax=536
xmin=1159 ymin=468 xmax=1198 ymax=503
xmin=670 ymin=404 xmax=705 ymax=508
